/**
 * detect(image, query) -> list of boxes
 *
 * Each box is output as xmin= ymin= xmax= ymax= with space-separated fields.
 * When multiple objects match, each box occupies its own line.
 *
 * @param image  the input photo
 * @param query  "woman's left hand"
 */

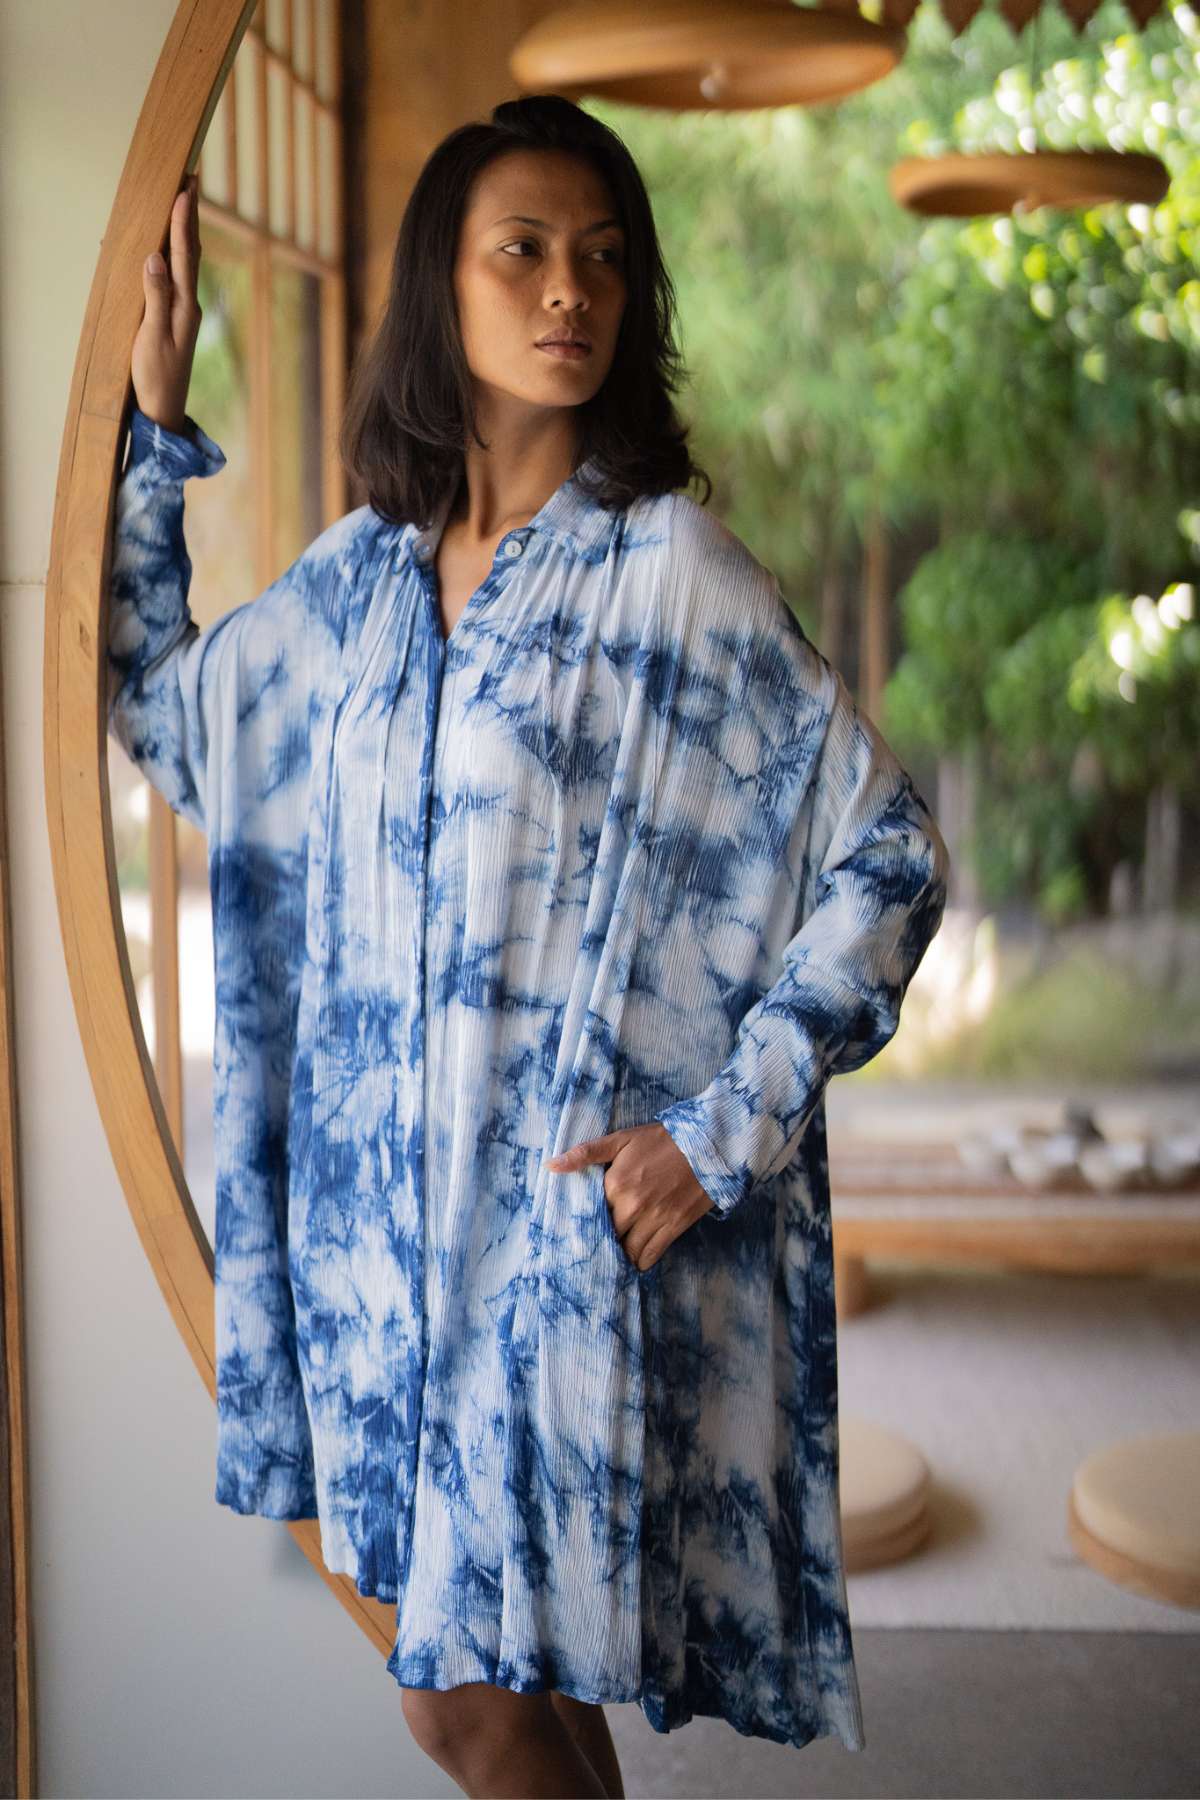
xmin=545 ymin=1123 xmax=716 ymax=1272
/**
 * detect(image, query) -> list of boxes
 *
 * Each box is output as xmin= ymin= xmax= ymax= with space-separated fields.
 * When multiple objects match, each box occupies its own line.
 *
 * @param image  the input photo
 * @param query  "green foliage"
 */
xmin=884 ymin=532 xmax=1101 ymax=748
xmin=983 ymin=599 xmax=1103 ymax=764
xmin=115 ymin=845 xmax=150 ymax=892
xmin=922 ymin=942 xmax=1200 ymax=1078
xmin=585 ymin=0 xmax=1200 ymax=917
xmin=973 ymin=601 xmax=1110 ymax=915
xmin=1069 ymin=581 xmax=1200 ymax=787
xmin=193 ymin=245 xmax=251 ymax=434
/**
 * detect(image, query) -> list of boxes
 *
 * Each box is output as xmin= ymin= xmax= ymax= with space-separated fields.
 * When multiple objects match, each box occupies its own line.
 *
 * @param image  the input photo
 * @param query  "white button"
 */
xmin=503 ymin=537 xmax=524 ymax=558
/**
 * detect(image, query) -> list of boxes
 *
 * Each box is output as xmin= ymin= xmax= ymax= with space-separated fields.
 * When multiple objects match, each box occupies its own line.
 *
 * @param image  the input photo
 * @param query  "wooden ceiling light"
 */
xmin=888 ymin=0 xmax=1172 ymax=216
xmin=512 ymin=0 xmax=1172 ymax=216
xmin=509 ymin=0 xmax=1176 ymax=114
xmin=510 ymin=0 xmax=908 ymax=110
xmin=890 ymin=146 xmax=1170 ymax=215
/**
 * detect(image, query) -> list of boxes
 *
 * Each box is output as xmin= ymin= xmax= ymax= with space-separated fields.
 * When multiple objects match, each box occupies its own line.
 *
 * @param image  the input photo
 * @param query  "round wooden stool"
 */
xmin=1068 ymin=1430 xmax=1200 ymax=1609
xmin=839 ymin=1415 xmax=933 ymax=1572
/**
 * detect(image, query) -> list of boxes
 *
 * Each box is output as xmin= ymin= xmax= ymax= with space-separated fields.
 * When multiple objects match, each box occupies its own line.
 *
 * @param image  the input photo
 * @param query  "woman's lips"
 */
xmin=536 ymin=341 xmax=592 ymax=359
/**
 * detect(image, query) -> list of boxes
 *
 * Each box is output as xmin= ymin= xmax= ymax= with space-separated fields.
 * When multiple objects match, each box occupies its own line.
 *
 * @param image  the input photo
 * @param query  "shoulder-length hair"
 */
xmin=339 ymin=92 xmax=712 ymax=525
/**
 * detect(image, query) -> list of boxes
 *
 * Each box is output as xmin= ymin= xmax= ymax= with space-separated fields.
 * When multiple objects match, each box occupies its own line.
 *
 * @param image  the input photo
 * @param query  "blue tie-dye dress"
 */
xmin=107 ymin=405 xmax=949 ymax=1753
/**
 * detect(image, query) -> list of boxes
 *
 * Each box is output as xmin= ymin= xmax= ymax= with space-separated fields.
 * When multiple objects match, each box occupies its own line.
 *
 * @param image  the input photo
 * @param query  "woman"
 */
xmin=109 ymin=94 xmax=949 ymax=1797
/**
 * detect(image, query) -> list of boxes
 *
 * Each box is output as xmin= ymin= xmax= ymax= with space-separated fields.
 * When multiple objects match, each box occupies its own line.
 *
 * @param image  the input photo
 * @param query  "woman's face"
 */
xmin=452 ymin=147 xmax=627 ymax=424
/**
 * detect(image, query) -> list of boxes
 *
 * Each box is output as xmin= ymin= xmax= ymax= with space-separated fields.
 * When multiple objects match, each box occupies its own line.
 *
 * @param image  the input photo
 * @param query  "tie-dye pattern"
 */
xmin=107 ymin=405 xmax=950 ymax=1753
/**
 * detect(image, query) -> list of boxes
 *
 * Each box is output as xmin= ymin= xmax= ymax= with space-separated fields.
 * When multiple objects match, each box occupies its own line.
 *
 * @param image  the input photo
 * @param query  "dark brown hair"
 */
xmin=339 ymin=92 xmax=711 ymax=526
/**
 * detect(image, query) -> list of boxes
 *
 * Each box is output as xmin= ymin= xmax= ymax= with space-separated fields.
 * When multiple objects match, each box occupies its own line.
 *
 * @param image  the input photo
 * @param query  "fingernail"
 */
xmin=147 ymin=251 xmax=165 ymax=274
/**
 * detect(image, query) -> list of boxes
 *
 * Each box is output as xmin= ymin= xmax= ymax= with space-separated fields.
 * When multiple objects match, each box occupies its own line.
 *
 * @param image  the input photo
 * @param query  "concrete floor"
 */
xmin=602 ymin=1627 xmax=1200 ymax=1799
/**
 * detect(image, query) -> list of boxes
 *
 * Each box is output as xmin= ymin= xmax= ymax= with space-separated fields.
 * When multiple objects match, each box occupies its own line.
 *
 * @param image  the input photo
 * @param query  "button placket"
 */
xmin=409 ymin=526 xmax=535 ymax=651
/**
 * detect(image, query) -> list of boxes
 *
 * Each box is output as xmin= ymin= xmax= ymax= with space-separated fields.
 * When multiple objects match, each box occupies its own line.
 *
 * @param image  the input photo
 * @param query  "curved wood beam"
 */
xmin=42 ymin=0 xmax=394 ymax=1662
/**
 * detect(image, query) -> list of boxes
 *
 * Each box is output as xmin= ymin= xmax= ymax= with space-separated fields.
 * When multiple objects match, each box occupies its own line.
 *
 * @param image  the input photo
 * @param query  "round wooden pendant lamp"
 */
xmin=888 ymin=1 xmax=1170 ymax=215
xmin=509 ymin=0 xmax=908 ymax=109
xmin=890 ymin=146 xmax=1170 ymax=215
xmin=43 ymin=0 xmax=396 ymax=1674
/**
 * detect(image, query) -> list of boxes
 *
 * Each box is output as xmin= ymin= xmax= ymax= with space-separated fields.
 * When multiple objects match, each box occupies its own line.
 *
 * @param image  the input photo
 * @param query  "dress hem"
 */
xmin=384 ymin=1662 xmax=865 ymax=1753
xmin=312 ymin=1556 xmax=868 ymax=1754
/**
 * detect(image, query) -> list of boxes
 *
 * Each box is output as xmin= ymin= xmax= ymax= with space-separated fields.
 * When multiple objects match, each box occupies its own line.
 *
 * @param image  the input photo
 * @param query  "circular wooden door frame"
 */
xmin=42 ymin=0 xmax=393 ymax=1660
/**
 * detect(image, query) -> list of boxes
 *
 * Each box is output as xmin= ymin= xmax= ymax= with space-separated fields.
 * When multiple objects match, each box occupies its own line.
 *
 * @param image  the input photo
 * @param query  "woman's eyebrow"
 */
xmin=490 ymin=213 xmax=624 ymax=232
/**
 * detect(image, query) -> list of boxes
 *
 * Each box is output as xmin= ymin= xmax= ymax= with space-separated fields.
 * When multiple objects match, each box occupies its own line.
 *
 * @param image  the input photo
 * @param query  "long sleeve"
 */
xmin=108 ymin=405 xmax=355 ymax=842
xmin=652 ymin=571 xmax=950 ymax=1221
xmin=106 ymin=406 xmax=353 ymax=1519
xmin=106 ymin=407 xmax=232 ymax=832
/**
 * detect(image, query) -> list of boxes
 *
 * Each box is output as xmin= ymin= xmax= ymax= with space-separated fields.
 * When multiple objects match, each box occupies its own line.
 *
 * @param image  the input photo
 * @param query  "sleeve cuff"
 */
xmin=653 ymin=1102 xmax=750 ymax=1219
xmin=126 ymin=406 xmax=226 ymax=483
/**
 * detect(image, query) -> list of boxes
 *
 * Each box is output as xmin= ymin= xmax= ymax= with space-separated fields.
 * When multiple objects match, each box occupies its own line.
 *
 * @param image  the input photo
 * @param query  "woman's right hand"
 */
xmin=131 ymin=172 xmax=202 ymax=437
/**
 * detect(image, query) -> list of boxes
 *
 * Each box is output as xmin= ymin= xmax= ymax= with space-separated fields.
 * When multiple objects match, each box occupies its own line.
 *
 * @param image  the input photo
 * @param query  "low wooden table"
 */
xmin=830 ymin=1140 xmax=1200 ymax=1318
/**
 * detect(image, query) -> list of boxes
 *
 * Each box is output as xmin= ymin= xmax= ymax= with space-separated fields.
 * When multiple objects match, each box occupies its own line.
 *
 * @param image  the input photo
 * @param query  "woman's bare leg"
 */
xmin=401 ymin=1683 xmax=608 ymax=1799
xmin=549 ymin=1692 xmax=626 ymax=1798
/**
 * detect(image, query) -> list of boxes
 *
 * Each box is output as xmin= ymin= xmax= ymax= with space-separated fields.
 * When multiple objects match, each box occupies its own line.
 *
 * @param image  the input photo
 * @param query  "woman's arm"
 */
xmin=106 ymin=406 xmax=231 ymax=831
xmin=647 ymin=503 xmax=951 ymax=1219
xmin=653 ymin=662 xmax=949 ymax=1218
xmin=107 ymin=405 xmax=351 ymax=845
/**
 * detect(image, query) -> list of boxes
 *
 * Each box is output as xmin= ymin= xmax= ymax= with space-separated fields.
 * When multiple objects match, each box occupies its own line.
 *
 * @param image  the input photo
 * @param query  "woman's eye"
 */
xmin=500 ymin=240 xmax=622 ymax=262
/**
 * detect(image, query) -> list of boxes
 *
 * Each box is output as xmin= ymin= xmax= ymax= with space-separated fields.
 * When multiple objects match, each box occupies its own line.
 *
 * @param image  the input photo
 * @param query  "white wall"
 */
xmin=0 ymin=6 xmax=452 ymax=1794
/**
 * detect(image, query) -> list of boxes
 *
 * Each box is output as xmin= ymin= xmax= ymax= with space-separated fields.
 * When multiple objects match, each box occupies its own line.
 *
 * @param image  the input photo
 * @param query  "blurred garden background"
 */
xmin=585 ymin=0 xmax=1200 ymax=1090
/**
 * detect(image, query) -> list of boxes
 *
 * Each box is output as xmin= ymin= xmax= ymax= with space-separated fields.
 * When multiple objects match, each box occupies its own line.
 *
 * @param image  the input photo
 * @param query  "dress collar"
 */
xmin=403 ymin=451 xmax=614 ymax=571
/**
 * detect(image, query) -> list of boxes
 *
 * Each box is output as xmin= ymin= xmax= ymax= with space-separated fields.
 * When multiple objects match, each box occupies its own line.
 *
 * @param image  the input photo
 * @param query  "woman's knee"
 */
xmin=400 ymin=1682 xmax=555 ymax=1765
xmin=401 ymin=1686 xmax=463 ymax=1761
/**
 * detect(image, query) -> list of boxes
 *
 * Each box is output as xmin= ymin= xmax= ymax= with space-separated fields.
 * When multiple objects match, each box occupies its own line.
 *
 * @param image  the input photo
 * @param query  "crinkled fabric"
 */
xmin=107 ymin=405 xmax=950 ymax=1752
